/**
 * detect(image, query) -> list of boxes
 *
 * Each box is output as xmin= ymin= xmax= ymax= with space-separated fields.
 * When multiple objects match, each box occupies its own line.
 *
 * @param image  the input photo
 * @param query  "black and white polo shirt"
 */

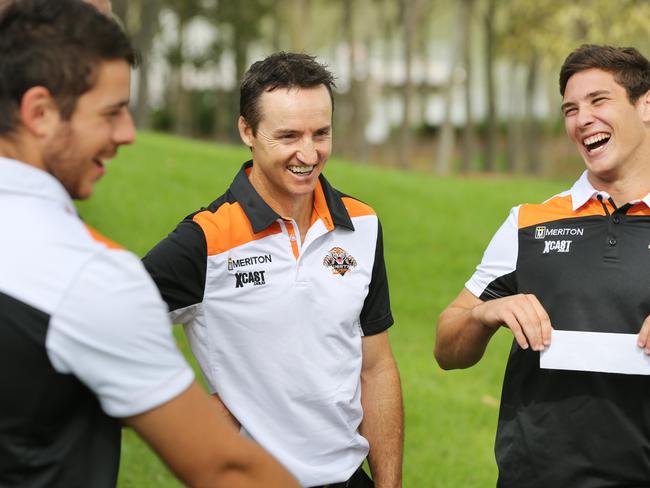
xmin=0 ymin=157 xmax=193 ymax=487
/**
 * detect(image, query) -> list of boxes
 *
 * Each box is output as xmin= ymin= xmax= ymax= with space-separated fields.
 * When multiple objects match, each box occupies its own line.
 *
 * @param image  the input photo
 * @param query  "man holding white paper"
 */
xmin=435 ymin=44 xmax=650 ymax=487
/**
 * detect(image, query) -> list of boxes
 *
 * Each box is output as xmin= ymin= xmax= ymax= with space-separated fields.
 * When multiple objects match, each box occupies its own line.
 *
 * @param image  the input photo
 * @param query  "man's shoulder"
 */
xmin=323 ymin=180 xmax=378 ymax=221
xmin=338 ymin=192 xmax=378 ymax=219
xmin=187 ymin=190 xmax=273 ymax=256
xmin=517 ymin=189 xmax=600 ymax=230
xmin=56 ymin=244 xmax=166 ymax=335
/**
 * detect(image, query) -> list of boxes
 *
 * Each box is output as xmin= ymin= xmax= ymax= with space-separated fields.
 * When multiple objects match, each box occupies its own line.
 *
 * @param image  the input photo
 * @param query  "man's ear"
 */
xmin=639 ymin=89 xmax=650 ymax=124
xmin=238 ymin=116 xmax=254 ymax=148
xmin=19 ymin=86 xmax=61 ymax=138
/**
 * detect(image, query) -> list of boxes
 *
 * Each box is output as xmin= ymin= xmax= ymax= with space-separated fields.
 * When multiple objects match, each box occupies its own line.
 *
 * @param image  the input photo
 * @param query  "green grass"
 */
xmin=77 ymin=132 xmax=571 ymax=487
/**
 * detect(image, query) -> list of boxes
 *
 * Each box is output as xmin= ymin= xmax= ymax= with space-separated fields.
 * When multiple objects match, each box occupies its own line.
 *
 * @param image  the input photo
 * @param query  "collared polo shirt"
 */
xmin=143 ymin=161 xmax=394 ymax=486
xmin=466 ymin=171 xmax=650 ymax=487
xmin=0 ymin=157 xmax=194 ymax=487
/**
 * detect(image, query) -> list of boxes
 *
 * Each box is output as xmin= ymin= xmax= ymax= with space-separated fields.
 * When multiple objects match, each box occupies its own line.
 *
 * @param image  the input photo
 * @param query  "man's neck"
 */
xmin=588 ymin=169 xmax=649 ymax=207
xmin=275 ymin=196 xmax=313 ymax=244
xmin=0 ymin=133 xmax=43 ymax=169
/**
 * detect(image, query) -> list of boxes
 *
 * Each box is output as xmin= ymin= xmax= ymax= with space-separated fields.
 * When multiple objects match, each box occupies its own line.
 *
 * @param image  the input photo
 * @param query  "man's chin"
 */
xmin=69 ymin=184 xmax=96 ymax=201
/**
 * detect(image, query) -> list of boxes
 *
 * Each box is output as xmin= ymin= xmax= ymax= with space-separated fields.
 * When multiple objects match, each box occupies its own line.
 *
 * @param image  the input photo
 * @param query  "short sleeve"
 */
xmin=465 ymin=206 xmax=520 ymax=301
xmin=360 ymin=219 xmax=394 ymax=335
xmin=142 ymin=219 xmax=207 ymax=324
xmin=46 ymin=250 xmax=194 ymax=418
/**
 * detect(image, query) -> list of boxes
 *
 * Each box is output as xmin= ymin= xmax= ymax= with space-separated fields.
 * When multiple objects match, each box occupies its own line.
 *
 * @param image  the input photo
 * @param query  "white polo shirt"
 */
xmin=0 ymin=157 xmax=194 ymax=486
xmin=143 ymin=161 xmax=394 ymax=486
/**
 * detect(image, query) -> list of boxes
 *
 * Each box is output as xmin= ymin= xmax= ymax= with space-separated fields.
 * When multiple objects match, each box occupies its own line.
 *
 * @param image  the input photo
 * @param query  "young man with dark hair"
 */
xmin=435 ymin=44 xmax=650 ymax=487
xmin=0 ymin=1 xmax=298 ymax=486
xmin=143 ymin=51 xmax=404 ymax=488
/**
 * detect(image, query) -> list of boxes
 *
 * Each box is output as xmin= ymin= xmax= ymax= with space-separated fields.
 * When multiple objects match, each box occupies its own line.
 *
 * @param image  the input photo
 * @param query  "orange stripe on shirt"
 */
xmin=627 ymin=204 xmax=650 ymax=216
xmin=193 ymin=201 xmax=282 ymax=256
xmin=341 ymin=196 xmax=376 ymax=218
xmin=518 ymin=195 xmax=609 ymax=229
xmin=84 ymin=224 xmax=124 ymax=250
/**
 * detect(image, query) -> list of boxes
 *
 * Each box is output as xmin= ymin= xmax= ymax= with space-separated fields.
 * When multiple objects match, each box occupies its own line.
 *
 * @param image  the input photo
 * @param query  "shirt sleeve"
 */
xmin=465 ymin=206 xmax=520 ymax=301
xmin=45 ymin=249 xmax=194 ymax=418
xmin=142 ymin=219 xmax=207 ymax=324
xmin=360 ymin=219 xmax=394 ymax=335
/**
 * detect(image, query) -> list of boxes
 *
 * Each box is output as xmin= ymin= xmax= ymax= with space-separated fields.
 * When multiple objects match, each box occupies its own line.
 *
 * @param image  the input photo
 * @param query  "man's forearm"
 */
xmin=435 ymin=304 xmax=496 ymax=370
xmin=360 ymin=358 xmax=403 ymax=488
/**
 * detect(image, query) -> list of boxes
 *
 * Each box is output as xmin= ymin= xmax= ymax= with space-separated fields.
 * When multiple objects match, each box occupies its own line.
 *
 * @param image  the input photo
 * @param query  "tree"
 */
xmin=482 ymin=0 xmax=497 ymax=172
xmin=459 ymin=0 xmax=476 ymax=173
xmin=435 ymin=0 xmax=471 ymax=174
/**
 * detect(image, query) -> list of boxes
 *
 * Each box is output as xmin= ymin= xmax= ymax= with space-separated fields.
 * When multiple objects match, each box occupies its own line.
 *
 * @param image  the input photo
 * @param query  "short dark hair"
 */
xmin=0 ymin=0 xmax=137 ymax=135
xmin=559 ymin=44 xmax=650 ymax=103
xmin=239 ymin=52 xmax=336 ymax=135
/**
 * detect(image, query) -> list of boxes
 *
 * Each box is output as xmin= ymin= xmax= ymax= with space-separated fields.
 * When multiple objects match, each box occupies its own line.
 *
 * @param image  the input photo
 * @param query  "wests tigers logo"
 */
xmin=323 ymin=247 xmax=357 ymax=276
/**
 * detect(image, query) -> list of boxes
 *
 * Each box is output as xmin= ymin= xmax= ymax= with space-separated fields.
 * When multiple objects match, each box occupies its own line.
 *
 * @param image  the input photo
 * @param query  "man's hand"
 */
xmin=637 ymin=315 xmax=650 ymax=354
xmin=435 ymin=289 xmax=553 ymax=370
xmin=472 ymin=294 xmax=552 ymax=352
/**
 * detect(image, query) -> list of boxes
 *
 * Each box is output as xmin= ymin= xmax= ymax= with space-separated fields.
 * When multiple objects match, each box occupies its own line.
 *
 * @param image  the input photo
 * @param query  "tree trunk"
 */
xmin=435 ymin=0 xmax=468 ymax=174
xmin=398 ymin=0 xmax=419 ymax=169
xmin=524 ymin=52 xmax=540 ymax=173
xmin=170 ymin=17 xmax=191 ymax=136
xmin=132 ymin=0 xmax=160 ymax=129
xmin=460 ymin=0 xmax=475 ymax=173
xmin=505 ymin=62 xmax=525 ymax=173
xmin=342 ymin=0 xmax=368 ymax=162
xmin=483 ymin=0 xmax=497 ymax=172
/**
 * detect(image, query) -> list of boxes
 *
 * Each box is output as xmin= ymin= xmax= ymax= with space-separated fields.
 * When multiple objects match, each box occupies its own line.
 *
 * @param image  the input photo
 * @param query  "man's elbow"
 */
xmin=433 ymin=341 xmax=458 ymax=371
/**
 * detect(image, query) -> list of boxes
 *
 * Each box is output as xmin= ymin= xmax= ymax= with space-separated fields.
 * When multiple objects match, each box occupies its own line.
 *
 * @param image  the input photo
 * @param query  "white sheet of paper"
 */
xmin=539 ymin=330 xmax=650 ymax=375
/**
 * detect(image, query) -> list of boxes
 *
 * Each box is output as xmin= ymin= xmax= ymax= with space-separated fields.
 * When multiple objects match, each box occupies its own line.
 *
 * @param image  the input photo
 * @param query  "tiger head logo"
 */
xmin=323 ymin=247 xmax=357 ymax=276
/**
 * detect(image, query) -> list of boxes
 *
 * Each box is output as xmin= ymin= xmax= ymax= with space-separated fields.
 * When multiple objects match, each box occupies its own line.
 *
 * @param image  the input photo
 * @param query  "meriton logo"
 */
xmin=228 ymin=254 xmax=272 ymax=271
xmin=535 ymin=226 xmax=583 ymax=240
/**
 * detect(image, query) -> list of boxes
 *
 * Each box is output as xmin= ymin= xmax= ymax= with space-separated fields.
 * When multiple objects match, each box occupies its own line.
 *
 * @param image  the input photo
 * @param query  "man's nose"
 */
xmin=576 ymin=105 xmax=595 ymax=129
xmin=113 ymin=109 xmax=136 ymax=146
xmin=296 ymin=138 xmax=318 ymax=165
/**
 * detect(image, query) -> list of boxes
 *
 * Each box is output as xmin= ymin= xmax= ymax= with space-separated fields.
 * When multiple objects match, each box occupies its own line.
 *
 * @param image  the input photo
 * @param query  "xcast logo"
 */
xmin=542 ymin=240 xmax=573 ymax=254
xmin=235 ymin=270 xmax=267 ymax=288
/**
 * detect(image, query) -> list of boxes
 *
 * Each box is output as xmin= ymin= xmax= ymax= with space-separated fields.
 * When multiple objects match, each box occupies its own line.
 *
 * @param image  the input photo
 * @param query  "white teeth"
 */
xmin=583 ymin=133 xmax=610 ymax=146
xmin=288 ymin=166 xmax=313 ymax=174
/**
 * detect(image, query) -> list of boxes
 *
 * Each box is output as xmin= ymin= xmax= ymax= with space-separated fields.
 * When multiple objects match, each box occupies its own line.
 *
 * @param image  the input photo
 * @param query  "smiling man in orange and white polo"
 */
xmin=143 ymin=52 xmax=403 ymax=488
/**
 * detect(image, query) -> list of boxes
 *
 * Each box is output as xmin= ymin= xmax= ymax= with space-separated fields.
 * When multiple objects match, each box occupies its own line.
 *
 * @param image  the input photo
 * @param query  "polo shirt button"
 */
xmin=612 ymin=215 xmax=621 ymax=224
xmin=290 ymin=235 xmax=296 ymax=241
xmin=608 ymin=237 xmax=617 ymax=246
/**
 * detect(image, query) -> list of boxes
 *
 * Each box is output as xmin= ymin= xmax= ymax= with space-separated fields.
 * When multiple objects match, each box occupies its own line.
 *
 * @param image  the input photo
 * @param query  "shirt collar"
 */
xmin=0 ymin=157 xmax=77 ymax=215
xmin=570 ymin=170 xmax=650 ymax=210
xmin=228 ymin=160 xmax=354 ymax=234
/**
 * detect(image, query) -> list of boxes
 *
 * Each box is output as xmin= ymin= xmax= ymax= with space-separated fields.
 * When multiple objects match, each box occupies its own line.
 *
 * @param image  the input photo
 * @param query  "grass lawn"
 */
xmin=77 ymin=132 xmax=571 ymax=487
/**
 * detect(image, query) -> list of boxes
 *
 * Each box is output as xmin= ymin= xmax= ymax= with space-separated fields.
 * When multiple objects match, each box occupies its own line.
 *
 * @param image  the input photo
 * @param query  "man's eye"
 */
xmin=563 ymin=108 xmax=576 ymax=117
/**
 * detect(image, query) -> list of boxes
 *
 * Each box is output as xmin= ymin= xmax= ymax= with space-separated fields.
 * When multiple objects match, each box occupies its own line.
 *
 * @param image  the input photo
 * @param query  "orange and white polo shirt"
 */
xmin=143 ymin=160 xmax=393 ymax=487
